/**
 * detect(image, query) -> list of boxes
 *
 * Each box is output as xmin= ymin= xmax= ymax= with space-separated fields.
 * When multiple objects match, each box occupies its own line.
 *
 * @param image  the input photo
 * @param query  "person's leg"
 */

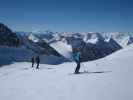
xmin=36 ymin=62 xmax=39 ymax=69
xmin=32 ymin=62 xmax=34 ymax=67
xmin=75 ymin=62 xmax=80 ymax=74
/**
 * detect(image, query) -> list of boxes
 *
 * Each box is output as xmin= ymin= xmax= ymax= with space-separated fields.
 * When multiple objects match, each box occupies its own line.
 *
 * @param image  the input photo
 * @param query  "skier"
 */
xmin=73 ymin=51 xmax=81 ymax=74
xmin=36 ymin=56 xmax=40 ymax=69
xmin=31 ymin=56 xmax=35 ymax=68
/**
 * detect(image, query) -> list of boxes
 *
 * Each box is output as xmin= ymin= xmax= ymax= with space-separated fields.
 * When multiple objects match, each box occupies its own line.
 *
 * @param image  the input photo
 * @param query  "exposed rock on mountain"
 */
xmin=0 ymin=23 xmax=20 ymax=46
xmin=27 ymin=33 xmax=62 ymax=57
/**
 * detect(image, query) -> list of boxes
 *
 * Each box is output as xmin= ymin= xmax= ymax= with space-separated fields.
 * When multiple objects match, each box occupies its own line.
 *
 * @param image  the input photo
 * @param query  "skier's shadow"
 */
xmin=69 ymin=71 xmax=112 ymax=75
xmin=78 ymin=71 xmax=112 ymax=74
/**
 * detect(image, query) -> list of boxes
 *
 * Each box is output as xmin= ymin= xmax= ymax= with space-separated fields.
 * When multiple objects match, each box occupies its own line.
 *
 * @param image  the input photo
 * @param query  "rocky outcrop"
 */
xmin=0 ymin=23 xmax=20 ymax=46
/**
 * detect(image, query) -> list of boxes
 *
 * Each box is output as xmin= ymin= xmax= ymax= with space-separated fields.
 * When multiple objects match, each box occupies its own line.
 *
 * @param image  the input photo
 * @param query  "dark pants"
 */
xmin=75 ymin=61 xmax=80 ymax=74
xmin=32 ymin=62 xmax=34 ymax=67
xmin=36 ymin=62 xmax=40 ymax=69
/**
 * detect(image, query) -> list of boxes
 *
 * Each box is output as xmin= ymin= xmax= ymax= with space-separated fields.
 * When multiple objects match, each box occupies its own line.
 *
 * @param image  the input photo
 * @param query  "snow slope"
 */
xmin=0 ymin=44 xmax=133 ymax=100
xmin=50 ymin=41 xmax=73 ymax=59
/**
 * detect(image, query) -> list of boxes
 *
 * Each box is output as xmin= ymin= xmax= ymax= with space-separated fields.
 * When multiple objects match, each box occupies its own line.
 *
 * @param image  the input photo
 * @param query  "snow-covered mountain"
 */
xmin=0 ymin=24 xmax=68 ymax=66
xmin=100 ymin=32 xmax=133 ymax=47
xmin=31 ymin=32 xmax=123 ymax=61
xmin=0 ymin=43 xmax=133 ymax=100
xmin=27 ymin=33 xmax=64 ymax=57
xmin=13 ymin=33 xmax=68 ymax=65
xmin=0 ymin=23 xmax=133 ymax=65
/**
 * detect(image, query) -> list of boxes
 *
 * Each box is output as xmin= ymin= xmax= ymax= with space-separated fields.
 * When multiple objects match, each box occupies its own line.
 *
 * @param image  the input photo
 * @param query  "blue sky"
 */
xmin=0 ymin=0 xmax=133 ymax=32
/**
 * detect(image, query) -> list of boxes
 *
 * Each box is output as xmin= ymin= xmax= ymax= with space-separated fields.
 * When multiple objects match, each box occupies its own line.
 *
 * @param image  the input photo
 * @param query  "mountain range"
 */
xmin=0 ymin=23 xmax=133 ymax=65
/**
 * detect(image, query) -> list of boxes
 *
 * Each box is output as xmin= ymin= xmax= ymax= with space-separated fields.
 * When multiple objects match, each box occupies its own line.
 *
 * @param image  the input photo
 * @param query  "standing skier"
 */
xmin=31 ymin=56 xmax=35 ymax=68
xmin=73 ymin=51 xmax=81 ymax=74
xmin=36 ymin=56 xmax=40 ymax=69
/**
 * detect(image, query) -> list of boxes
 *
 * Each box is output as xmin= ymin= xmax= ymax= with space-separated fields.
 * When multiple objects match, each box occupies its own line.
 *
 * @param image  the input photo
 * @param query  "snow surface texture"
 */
xmin=0 ymin=44 xmax=133 ymax=100
xmin=50 ymin=41 xmax=73 ymax=59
